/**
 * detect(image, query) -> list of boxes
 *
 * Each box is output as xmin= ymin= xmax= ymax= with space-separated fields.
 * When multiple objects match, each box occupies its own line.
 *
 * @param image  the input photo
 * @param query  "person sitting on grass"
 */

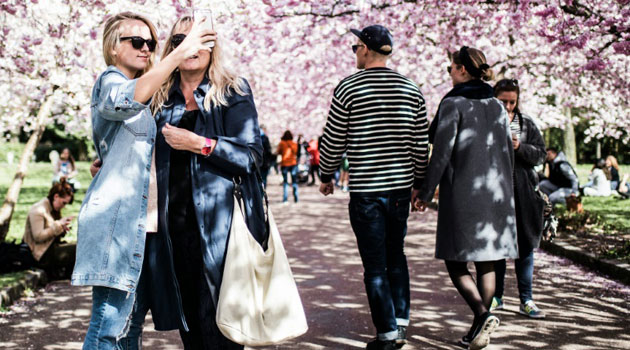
xmin=22 ymin=178 xmax=76 ymax=280
xmin=605 ymin=155 xmax=630 ymax=198
xmin=53 ymin=148 xmax=82 ymax=192
xmin=539 ymin=148 xmax=579 ymax=205
xmin=581 ymin=159 xmax=612 ymax=197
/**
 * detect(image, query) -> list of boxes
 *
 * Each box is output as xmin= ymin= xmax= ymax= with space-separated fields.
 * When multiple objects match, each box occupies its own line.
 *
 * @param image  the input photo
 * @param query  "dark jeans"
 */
xmin=260 ymin=166 xmax=270 ymax=188
xmin=281 ymin=165 xmax=298 ymax=202
xmin=308 ymin=164 xmax=320 ymax=184
xmin=348 ymin=190 xmax=411 ymax=340
xmin=495 ymin=250 xmax=535 ymax=304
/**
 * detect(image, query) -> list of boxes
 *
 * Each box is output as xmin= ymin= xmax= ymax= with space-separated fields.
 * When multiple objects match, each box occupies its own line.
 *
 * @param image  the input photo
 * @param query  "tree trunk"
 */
xmin=596 ymin=140 xmax=601 ymax=159
xmin=0 ymin=95 xmax=54 ymax=242
xmin=563 ymin=107 xmax=578 ymax=166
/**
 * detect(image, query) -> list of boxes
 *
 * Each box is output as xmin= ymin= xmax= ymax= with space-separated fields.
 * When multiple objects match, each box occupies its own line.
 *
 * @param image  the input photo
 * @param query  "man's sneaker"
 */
xmin=366 ymin=339 xmax=396 ymax=350
xmin=395 ymin=326 xmax=407 ymax=349
xmin=520 ymin=300 xmax=546 ymax=319
xmin=469 ymin=312 xmax=500 ymax=350
xmin=490 ymin=296 xmax=504 ymax=311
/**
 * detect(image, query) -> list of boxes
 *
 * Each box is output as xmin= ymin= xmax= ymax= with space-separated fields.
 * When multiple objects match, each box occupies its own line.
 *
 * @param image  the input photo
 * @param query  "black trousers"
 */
xmin=170 ymin=201 xmax=243 ymax=350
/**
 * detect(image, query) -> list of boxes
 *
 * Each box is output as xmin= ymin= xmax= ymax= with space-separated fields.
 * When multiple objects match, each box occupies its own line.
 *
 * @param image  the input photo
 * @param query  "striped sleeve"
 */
xmin=413 ymin=94 xmax=429 ymax=189
xmin=319 ymin=89 xmax=350 ymax=183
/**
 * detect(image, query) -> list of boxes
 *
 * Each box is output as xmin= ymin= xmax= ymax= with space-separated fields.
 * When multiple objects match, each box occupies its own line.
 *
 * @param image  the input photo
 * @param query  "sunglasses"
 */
xmin=171 ymin=34 xmax=186 ymax=48
xmin=352 ymin=44 xmax=365 ymax=53
xmin=120 ymin=36 xmax=156 ymax=52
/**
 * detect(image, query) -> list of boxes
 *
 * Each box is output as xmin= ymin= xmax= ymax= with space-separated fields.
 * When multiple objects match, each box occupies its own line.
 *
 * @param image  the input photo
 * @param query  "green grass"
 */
xmin=0 ymin=271 xmax=28 ymax=289
xmin=0 ymin=161 xmax=93 ymax=243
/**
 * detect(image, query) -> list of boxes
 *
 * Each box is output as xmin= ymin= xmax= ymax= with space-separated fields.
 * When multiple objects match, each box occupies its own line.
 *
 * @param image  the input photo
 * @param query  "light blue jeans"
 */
xmin=83 ymin=286 xmax=137 ymax=350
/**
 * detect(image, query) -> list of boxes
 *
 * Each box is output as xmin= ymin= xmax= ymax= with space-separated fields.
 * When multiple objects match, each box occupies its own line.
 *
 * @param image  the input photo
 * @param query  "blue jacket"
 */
xmin=72 ymin=66 xmax=156 ymax=292
xmin=146 ymin=76 xmax=266 ymax=330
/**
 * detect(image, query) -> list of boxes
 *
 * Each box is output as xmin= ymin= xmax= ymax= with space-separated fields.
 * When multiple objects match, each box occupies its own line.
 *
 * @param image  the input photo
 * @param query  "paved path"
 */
xmin=2 ymin=174 xmax=630 ymax=349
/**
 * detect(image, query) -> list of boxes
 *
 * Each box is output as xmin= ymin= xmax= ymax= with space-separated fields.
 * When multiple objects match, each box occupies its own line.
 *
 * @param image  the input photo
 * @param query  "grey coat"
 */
xmin=419 ymin=96 xmax=518 ymax=262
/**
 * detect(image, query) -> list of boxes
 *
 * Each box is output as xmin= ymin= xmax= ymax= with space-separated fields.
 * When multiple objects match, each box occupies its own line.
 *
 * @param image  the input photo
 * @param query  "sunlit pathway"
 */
xmin=1 ymin=173 xmax=629 ymax=349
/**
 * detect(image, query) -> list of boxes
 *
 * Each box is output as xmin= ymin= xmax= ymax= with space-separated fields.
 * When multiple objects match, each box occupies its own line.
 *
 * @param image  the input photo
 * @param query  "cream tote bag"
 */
xmin=216 ymin=190 xmax=308 ymax=346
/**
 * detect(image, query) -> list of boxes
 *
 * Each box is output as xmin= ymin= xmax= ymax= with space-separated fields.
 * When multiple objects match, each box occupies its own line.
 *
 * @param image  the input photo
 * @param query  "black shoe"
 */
xmin=460 ymin=334 xmax=472 ymax=347
xmin=469 ymin=312 xmax=500 ymax=350
xmin=459 ymin=317 xmax=478 ymax=347
xmin=395 ymin=326 xmax=407 ymax=348
xmin=366 ymin=339 xmax=396 ymax=350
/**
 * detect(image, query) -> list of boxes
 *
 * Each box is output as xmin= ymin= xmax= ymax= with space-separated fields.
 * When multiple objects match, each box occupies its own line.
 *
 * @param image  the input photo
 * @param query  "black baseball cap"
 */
xmin=350 ymin=25 xmax=393 ymax=55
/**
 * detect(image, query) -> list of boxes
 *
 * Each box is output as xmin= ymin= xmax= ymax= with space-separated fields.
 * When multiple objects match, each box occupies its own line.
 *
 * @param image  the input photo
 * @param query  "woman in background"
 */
xmin=491 ymin=78 xmax=547 ymax=319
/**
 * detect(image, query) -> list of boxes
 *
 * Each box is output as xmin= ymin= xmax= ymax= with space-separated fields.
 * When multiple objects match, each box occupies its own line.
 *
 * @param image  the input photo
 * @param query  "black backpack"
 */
xmin=0 ymin=241 xmax=36 ymax=273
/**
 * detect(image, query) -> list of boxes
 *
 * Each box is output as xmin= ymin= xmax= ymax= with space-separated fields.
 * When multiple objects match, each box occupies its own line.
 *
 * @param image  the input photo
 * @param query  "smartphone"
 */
xmin=193 ymin=8 xmax=215 ymax=48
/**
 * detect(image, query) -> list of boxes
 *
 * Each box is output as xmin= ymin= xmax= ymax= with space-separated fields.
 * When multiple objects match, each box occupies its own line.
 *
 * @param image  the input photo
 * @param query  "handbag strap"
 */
xmin=232 ymin=173 xmax=270 ymax=250
xmin=232 ymin=172 xmax=269 ymax=225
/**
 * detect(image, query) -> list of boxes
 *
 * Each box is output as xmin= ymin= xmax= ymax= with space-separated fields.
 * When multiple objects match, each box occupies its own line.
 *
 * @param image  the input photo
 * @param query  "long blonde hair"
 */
xmin=102 ymin=12 xmax=158 ymax=78
xmin=151 ymin=16 xmax=246 ymax=115
xmin=606 ymin=155 xmax=620 ymax=171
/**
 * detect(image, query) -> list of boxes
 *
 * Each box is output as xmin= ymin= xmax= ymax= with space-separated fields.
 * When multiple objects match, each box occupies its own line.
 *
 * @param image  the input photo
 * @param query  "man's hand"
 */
xmin=411 ymin=189 xmax=421 ymax=212
xmin=90 ymin=158 xmax=102 ymax=178
xmin=319 ymin=182 xmax=334 ymax=196
xmin=163 ymin=123 xmax=205 ymax=153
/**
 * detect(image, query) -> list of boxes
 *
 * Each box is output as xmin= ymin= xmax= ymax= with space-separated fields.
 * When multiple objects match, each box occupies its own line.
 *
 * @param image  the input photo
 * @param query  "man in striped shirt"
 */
xmin=319 ymin=25 xmax=429 ymax=350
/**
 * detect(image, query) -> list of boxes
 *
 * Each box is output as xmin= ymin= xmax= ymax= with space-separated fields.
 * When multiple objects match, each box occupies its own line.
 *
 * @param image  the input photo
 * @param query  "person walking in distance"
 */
xmin=319 ymin=25 xmax=429 ymax=350
xmin=277 ymin=130 xmax=299 ymax=203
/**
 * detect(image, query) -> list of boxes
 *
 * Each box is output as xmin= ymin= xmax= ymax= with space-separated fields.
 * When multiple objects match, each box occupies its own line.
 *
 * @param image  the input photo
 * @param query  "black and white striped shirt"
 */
xmin=319 ymin=67 xmax=429 ymax=192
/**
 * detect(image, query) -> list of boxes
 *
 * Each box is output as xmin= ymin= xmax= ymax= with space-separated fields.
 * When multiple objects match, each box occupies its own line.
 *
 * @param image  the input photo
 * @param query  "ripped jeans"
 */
xmin=82 ymin=285 xmax=137 ymax=350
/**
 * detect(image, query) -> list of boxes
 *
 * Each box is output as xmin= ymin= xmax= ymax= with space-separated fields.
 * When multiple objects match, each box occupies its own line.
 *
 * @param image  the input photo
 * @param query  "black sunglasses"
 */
xmin=352 ymin=44 xmax=365 ymax=53
xmin=120 ymin=36 xmax=157 ymax=52
xmin=171 ymin=34 xmax=186 ymax=48
xmin=447 ymin=66 xmax=452 ymax=74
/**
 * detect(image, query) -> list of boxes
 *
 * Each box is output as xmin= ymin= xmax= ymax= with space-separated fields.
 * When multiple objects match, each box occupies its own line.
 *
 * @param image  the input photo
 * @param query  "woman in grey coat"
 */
xmin=414 ymin=47 xmax=518 ymax=350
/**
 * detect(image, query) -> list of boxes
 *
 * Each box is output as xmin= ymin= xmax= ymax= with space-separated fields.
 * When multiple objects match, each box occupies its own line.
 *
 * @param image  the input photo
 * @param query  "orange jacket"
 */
xmin=277 ymin=140 xmax=298 ymax=167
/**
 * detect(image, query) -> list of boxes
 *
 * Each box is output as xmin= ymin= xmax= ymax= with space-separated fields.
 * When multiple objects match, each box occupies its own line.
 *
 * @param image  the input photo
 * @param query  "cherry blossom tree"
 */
xmin=1 ymin=0 xmax=628 ymax=240
xmin=248 ymin=0 xmax=630 ymax=144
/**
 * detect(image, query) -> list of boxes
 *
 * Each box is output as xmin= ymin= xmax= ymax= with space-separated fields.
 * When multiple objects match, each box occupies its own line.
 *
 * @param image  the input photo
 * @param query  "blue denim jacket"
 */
xmin=72 ymin=66 xmax=156 ymax=292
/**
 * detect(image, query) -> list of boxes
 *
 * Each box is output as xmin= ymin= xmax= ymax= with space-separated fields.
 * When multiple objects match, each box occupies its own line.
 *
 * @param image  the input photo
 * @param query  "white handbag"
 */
xmin=216 ymin=186 xmax=308 ymax=346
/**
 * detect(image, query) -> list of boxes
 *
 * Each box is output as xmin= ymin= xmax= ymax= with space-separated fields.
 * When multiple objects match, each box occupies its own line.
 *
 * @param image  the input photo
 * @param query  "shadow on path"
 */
xmin=1 ymin=174 xmax=629 ymax=349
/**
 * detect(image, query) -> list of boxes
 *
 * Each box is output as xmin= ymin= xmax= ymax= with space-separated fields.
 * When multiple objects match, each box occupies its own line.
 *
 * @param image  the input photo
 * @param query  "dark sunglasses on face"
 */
xmin=120 ymin=36 xmax=157 ymax=52
xmin=352 ymin=44 xmax=365 ymax=53
xmin=447 ymin=66 xmax=452 ymax=74
xmin=171 ymin=34 xmax=186 ymax=48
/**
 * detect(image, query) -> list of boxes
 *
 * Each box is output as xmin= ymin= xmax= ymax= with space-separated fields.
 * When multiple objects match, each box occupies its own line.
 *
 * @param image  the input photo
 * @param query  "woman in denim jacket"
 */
xmin=117 ymin=17 xmax=266 ymax=349
xmin=72 ymin=12 xmax=214 ymax=350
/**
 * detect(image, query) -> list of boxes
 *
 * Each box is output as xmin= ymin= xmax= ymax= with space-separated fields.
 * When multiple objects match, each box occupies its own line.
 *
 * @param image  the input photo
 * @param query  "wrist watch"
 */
xmin=201 ymin=137 xmax=214 ymax=156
